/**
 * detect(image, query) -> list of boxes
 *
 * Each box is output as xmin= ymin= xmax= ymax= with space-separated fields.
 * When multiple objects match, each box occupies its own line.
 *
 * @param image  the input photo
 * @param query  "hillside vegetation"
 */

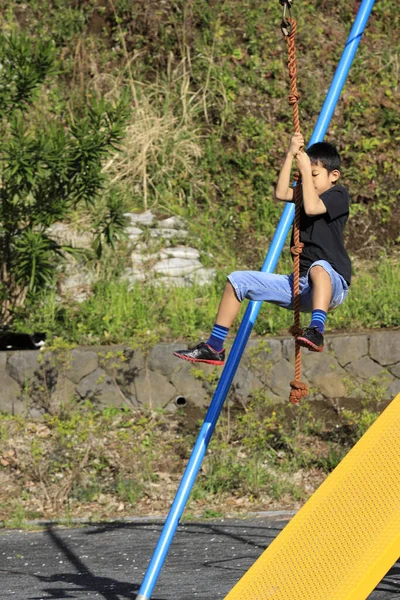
xmin=0 ymin=1 xmax=399 ymax=525
xmin=0 ymin=0 xmax=399 ymax=342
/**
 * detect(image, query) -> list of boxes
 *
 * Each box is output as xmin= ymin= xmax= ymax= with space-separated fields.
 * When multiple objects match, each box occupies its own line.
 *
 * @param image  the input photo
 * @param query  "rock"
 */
xmin=148 ymin=343 xmax=186 ymax=376
xmin=58 ymin=270 xmax=95 ymax=302
xmin=386 ymin=379 xmax=400 ymax=399
xmin=76 ymin=368 xmax=124 ymax=407
xmin=158 ymin=216 xmax=185 ymax=229
xmin=66 ymin=349 xmax=99 ymax=384
xmin=121 ymin=268 xmax=147 ymax=286
xmin=160 ymin=246 xmax=200 ymax=260
xmin=170 ymin=364 xmax=210 ymax=408
xmin=302 ymin=352 xmax=341 ymax=381
xmin=328 ymin=334 xmax=369 ymax=366
xmin=124 ymin=211 xmax=155 ymax=226
xmin=0 ymin=354 xmax=22 ymax=414
xmin=389 ymin=363 xmax=400 ymax=378
xmin=126 ymin=226 xmax=144 ymax=239
xmin=267 ymin=359 xmax=305 ymax=400
xmin=130 ymin=251 xmax=159 ymax=268
xmin=46 ymin=223 xmax=93 ymax=249
xmin=282 ymin=337 xmax=295 ymax=363
xmin=312 ymin=372 xmax=347 ymax=398
xmin=50 ymin=376 xmax=77 ymax=407
xmin=153 ymin=258 xmax=203 ymax=277
xmin=131 ymin=369 xmax=176 ymax=410
xmin=345 ymin=356 xmax=389 ymax=380
xmin=232 ymin=366 xmax=264 ymax=404
xmin=7 ymin=351 xmax=41 ymax=384
xmin=150 ymin=228 xmax=188 ymax=239
xmin=186 ymin=268 xmax=216 ymax=286
xmin=246 ymin=338 xmax=282 ymax=367
xmin=369 ymin=331 xmax=400 ymax=366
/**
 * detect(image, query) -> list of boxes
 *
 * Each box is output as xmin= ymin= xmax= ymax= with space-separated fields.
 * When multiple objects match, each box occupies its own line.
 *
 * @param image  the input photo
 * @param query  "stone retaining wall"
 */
xmin=1 ymin=330 xmax=399 ymax=416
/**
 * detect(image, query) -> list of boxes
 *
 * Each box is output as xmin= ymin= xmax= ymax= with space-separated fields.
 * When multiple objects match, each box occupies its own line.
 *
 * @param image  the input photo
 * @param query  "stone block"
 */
xmin=46 ymin=223 xmax=93 ymax=249
xmin=282 ymin=338 xmax=295 ymax=363
xmin=232 ymin=366 xmax=264 ymax=404
xmin=328 ymin=334 xmax=368 ymax=367
xmin=303 ymin=352 xmax=341 ymax=381
xmin=126 ymin=226 xmax=144 ymax=239
xmin=170 ymin=365 xmax=210 ymax=408
xmin=245 ymin=338 xmax=282 ymax=372
xmin=76 ymin=368 xmax=123 ymax=407
xmin=121 ymin=268 xmax=147 ymax=286
xmin=267 ymin=359 xmax=307 ymax=400
xmin=65 ymin=349 xmax=98 ymax=384
xmin=50 ymin=376 xmax=77 ymax=407
xmin=132 ymin=370 xmax=176 ymax=410
xmin=312 ymin=372 xmax=347 ymax=398
xmin=186 ymin=268 xmax=217 ymax=286
xmin=0 ymin=366 xmax=22 ymax=414
xmin=125 ymin=347 xmax=146 ymax=373
xmin=150 ymin=228 xmax=188 ymax=239
xmin=160 ymin=246 xmax=200 ymax=260
xmin=153 ymin=257 xmax=202 ymax=276
xmin=124 ymin=211 xmax=155 ymax=226
xmin=369 ymin=331 xmax=400 ymax=366
xmin=389 ymin=363 xmax=400 ymax=378
xmin=345 ymin=356 xmax=389 ymax=380
xmin=159 ymin=216 xmax=185 ymax=229
xmin=148 ymin=343 xmax=187 ymax=377
xmin=7 ymin=351 xmax=41 ymax=384
xmin=387 ymin=379 xmax=400 ymax=400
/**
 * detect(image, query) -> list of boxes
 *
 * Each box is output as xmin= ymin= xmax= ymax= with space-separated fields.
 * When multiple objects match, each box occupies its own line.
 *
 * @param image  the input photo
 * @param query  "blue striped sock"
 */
xmin=206 ymin=324 xmax=229 ymax=352
xmin=310 ymin=309 xmax=327 ymax=334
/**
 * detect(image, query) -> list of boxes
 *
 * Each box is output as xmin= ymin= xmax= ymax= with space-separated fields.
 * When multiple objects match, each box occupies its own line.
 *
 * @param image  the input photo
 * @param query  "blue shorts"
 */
xmin=227 ymin=260 xmax=349 ymax=313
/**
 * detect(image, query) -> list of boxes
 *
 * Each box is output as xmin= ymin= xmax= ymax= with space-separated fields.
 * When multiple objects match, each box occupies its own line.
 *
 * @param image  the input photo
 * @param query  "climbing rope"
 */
xmin=280 ymin=4 xmax=309 ymax=404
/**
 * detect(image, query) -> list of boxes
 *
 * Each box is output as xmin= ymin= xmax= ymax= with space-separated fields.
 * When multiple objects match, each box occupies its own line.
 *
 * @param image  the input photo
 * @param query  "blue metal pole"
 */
xmin=137 ymin=1 xmax=376 ymax=597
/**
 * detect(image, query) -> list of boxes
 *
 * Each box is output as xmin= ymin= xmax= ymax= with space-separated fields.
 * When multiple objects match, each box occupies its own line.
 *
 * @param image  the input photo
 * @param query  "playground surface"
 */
xmin=1 ymin=515 xmax=399 ymax=599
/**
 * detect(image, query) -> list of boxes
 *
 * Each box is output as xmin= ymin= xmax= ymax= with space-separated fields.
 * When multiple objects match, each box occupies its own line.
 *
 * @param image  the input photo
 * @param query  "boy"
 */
xmin=174 ymin=133 xmax=351 ymax=365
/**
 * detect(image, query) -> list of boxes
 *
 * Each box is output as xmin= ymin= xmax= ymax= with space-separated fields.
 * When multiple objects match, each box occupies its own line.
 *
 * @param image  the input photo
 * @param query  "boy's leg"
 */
xmin=173 ymin=281 xmax=240 ymax=365
xmin=215 ymin=280 xmax=242 ymax=328
xmin=297 ymin=261 xmax=348 ymax=352
xmin=174 ymin=271 xmax=294 ymax=364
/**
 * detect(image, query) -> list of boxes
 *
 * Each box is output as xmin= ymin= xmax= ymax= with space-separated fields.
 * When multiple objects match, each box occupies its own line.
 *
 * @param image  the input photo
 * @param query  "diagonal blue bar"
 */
xmin=137 ymin=1 xmax=376 ymax=597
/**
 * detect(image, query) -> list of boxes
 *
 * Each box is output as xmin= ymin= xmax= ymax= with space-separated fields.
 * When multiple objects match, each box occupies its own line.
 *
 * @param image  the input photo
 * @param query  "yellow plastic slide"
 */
xmin=225 ymin=393 xmax=400 ymax=600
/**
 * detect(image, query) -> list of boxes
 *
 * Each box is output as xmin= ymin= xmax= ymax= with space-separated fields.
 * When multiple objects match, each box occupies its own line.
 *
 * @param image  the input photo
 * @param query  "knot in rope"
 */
xmin=289 ymin=324 xmax=303 ymax=337
xmin=289 ymin=380 xmax=309 ymax=405
xmin=288 ymin=91 xmax=301 ymax=105
xmin=291 ymin=241 xmax=304 ymax=256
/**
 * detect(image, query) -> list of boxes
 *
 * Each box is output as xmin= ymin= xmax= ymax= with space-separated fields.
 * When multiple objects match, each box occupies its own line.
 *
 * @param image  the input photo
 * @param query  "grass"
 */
xmin=13 ymin=255 xmax=399 ymax=346
xmin=0 ymin=382 xmax=386 ymax=525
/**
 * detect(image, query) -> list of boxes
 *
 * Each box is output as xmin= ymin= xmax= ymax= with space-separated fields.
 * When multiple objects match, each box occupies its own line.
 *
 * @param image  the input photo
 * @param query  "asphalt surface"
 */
xmin=1 ymin=516 xmax=399 ymax=599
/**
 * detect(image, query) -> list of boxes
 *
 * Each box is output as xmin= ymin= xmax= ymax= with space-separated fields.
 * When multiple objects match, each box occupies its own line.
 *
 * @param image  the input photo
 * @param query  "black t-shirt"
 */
xmin=291 ymin=184 xmax=352 ymax=285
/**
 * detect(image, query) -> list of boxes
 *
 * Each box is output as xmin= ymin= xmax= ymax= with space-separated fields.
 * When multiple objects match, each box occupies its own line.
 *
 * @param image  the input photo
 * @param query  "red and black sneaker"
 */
xmin=173 ymin=342 xmax=225 ymax=365
xmin=296 ymin=326 xmax=324 ymax=352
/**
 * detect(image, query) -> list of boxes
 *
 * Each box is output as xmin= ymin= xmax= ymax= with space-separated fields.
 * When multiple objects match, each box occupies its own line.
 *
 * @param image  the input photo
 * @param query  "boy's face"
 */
xmin=311 ymin=160 xmax=340 ymax=196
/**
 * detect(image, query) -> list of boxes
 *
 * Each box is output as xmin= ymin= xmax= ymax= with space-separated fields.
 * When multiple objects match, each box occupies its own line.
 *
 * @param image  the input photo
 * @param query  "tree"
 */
xmin=0 ymin=33 xmax=130 ymax=323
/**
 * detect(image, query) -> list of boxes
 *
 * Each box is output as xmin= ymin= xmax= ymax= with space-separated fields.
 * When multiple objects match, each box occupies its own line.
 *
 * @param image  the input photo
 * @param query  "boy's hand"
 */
xmin=295 ymin=149 xmax=312 ymax=174
xmin=288 ymin=133 xmax=304 ymax=157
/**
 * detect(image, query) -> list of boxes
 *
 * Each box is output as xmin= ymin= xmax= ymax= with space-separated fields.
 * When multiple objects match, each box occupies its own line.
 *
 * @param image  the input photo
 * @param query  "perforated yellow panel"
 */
xmin=225 ymin=393 xmax=400 ymax=600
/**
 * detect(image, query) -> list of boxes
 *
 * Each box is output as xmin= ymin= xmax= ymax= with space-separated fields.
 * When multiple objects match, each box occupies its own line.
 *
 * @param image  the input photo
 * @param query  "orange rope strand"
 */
xmin=284 ymin=18 xmax=309 ymax=405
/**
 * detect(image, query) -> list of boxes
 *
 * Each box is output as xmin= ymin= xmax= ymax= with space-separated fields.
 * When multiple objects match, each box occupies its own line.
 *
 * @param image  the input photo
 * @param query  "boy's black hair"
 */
xmin=306 ymin=141 xmax=341 ymax=173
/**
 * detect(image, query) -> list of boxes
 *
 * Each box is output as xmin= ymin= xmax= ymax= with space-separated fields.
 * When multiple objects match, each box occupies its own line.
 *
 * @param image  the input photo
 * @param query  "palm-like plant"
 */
xmin=0 ymin=33 xmax=130 ymax=322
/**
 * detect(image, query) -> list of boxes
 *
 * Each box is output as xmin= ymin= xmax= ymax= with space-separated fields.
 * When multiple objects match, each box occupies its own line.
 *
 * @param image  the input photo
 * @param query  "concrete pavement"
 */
xmin=1 ymin=517 xmax=399 ymax=599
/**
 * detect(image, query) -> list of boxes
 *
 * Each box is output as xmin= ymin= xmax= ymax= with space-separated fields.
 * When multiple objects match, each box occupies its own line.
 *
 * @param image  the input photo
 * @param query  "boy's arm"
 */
xmin=275 ymin=133 xmax=304 ymax=202
xmin=295 ymin=151 xmax=327 ymax=216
